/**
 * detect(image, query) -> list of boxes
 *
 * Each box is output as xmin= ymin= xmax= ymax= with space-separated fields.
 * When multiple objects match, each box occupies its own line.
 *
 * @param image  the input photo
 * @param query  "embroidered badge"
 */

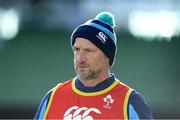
xmin=103 ymin=94 xmax=114 ymax=109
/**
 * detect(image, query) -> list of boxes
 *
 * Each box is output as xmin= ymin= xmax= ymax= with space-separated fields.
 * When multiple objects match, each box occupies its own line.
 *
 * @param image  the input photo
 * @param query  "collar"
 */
xmin=71 ymin=73 xmax=119 ymax=96
xmin=75 ymin=74 xmax=115 ymax=92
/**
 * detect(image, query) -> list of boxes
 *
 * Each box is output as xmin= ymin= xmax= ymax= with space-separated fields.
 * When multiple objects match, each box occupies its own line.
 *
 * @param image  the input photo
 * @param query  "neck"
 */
xmin=79 ymin=70 xmax=111 ymax=87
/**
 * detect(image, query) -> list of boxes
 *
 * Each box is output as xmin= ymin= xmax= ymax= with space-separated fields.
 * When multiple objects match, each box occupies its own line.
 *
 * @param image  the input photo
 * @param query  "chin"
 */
xmin=78 ymin=72 xmax=89 ymax=77
xmin=77 ymin=71 xmax=90 ymax=78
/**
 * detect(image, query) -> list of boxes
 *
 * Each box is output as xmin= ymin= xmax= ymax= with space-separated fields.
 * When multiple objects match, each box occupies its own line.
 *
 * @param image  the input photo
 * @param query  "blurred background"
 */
xmin=0 ymin=0 xmax=180 ymax=119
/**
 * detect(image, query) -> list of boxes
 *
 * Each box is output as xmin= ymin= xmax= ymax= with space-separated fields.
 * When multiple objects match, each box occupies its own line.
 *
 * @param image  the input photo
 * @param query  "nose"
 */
xmin=76 ymin=50 xmax=86 ymax=63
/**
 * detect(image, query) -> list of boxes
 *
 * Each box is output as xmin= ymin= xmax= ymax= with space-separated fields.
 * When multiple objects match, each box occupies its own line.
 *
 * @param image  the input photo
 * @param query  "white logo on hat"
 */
xmin=96 ymin=32 xmax=107 ymax=44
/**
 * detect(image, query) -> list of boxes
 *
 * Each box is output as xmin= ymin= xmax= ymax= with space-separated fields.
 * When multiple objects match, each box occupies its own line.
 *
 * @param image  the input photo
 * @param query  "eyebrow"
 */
xmin=73 ymin=46 xmax=96 ymax=51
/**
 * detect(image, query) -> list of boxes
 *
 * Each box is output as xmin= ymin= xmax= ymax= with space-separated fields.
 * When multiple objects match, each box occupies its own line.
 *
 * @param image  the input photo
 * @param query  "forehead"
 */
xmin=74 ymin=37 xmax=98 ymax=49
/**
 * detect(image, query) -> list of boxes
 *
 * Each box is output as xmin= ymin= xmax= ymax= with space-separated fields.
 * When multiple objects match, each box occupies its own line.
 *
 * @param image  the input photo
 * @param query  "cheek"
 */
xmin=74 ymin=54 xmax=78 ymax=63
xmin=90 ymin=56 xmax=105 ymax=68
xmin=73 ymin=57 xmax=77 ymax=65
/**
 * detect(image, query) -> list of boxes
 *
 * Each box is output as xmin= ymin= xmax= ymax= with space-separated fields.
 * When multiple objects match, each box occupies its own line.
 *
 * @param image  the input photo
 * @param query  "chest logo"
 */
xmin=103 ymin=94 xmax=114 ymax=109
xmin=64 ymin=106 xmax=101 ymax=120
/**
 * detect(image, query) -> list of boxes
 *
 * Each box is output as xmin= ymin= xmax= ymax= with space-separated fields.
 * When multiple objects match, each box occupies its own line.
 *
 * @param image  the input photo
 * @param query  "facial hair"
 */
xmin=75 ymin=64 xmax=103 ymax=81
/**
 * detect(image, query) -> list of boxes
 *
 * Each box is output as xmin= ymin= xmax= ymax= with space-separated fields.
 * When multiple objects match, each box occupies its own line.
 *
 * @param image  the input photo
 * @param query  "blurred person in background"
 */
xmin=34 ymin=11 xmax=153 ymax=119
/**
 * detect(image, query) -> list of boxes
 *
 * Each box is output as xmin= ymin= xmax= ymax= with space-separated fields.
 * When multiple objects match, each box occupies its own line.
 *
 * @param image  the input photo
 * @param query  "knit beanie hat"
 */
xmin=71 ymin=11 xmax=117 ymax=66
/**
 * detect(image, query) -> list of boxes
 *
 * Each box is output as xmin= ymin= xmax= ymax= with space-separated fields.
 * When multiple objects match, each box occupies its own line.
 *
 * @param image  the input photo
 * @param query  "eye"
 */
xmin=85 ymin=48 xmax=96 ymax=53
xmin=85 ymin=49 xmax=91 ymax=52
xmin=73 ymin=47 xmax=80 ymax=52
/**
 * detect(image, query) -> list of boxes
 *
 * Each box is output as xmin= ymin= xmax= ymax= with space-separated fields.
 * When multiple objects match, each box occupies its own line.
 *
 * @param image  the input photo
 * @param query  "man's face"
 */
xmin=73 ymin=37 xmax=109 ymax=80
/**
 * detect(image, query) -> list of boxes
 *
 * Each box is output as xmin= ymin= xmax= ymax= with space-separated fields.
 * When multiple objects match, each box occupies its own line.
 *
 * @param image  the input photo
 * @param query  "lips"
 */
xmin=78 ymin=66 xmax=88 ymax=68
xmin=77 ymin=64 xmax=89 ymax=68
xmin=77 ymin=65 xmax=89 ymax=72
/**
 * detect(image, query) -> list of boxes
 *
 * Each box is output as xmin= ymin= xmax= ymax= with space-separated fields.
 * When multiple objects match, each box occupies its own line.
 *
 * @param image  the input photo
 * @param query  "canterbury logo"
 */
xmin=63 ymin=106 xmax=101 ymax=120
xmin=96 ymin=32 xmax=107 ymax=44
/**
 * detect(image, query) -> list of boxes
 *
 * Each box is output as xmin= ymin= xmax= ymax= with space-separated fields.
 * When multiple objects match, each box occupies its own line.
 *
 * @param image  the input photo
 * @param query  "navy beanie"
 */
xmin=71 ymin=12 xmax=117 ymax=66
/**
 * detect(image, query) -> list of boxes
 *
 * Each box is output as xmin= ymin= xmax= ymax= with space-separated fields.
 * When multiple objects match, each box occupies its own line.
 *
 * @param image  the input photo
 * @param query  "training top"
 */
xmin=34 ymin=74 xmax=153 ymax=119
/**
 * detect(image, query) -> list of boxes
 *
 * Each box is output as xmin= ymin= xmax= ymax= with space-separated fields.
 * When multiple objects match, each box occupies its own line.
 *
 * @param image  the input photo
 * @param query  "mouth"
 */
xmin=76 ymin=65 xmax=89 ymax=72
xmin=78 ymin=66 xmax=88 ymax=68
xmin=78 ymin=67 xmax=89 ymax=70
xmin=77 ymin=64 xmax=89 ymax=68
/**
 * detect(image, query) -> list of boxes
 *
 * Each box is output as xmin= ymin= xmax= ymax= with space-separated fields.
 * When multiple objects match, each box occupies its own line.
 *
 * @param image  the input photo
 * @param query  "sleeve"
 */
xmin=34 ymin=90 xmax=53 ymax=119
xmin=128 ymin=91 xmax=153 ymax=119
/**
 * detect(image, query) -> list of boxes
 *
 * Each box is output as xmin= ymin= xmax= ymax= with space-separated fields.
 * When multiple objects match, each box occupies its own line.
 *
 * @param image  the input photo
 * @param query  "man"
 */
xmin=34 ymin=11 xmax=153 ymax=119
